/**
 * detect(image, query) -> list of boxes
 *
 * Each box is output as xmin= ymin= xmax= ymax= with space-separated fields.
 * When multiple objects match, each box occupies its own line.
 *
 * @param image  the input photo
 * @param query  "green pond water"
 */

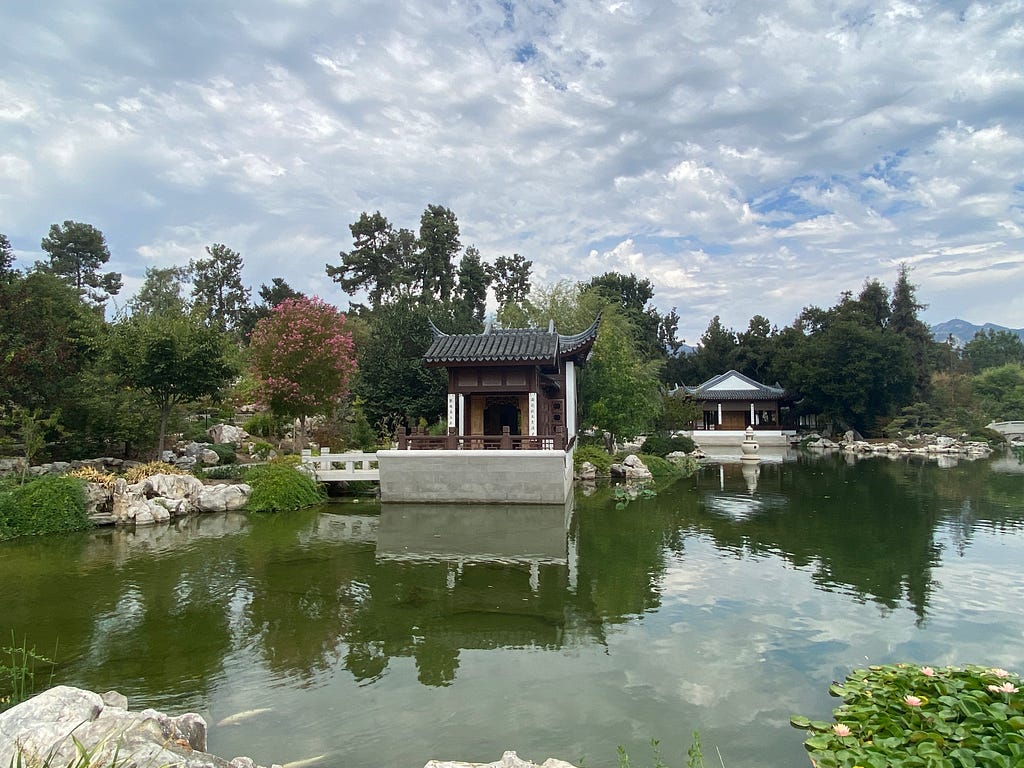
xmin=2 ymin=450 xmax=1024 ymax=768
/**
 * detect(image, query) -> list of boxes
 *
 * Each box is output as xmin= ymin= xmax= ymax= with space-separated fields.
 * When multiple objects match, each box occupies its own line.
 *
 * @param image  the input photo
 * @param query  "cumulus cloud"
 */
xmin=1 ymin=0 xmax=1022 ymax=338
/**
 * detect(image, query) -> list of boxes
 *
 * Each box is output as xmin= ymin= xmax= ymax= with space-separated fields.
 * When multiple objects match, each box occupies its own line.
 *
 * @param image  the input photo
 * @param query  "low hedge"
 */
xmin=0 ymin=476 xmax=90 ymax=540
xmin=245 ymin=463 xmax=326 ymax=513
xmin=640 ymin=434 xmax=696 ymax=457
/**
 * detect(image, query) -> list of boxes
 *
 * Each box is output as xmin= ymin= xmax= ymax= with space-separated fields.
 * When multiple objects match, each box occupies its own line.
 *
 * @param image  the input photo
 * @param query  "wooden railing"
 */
xmin=396 ymin=426 xmax=574 ymax=452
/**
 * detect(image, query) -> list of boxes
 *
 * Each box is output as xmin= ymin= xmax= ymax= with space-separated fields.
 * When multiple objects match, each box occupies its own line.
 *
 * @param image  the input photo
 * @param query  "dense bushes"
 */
xmin=640 ymin=434 xmax=696 ymax=457
xmin=574 ymin=445 xmax=613 ymax=474
xmin=0 ymin=476 xmax=90 ymax=540
xmin=245 ymin=463 xmax=326 ymax=512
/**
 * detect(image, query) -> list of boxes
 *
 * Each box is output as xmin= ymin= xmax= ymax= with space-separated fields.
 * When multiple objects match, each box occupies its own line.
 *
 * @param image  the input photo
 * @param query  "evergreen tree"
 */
xmin=0 ymin=233 xmax=15 ymax=281
xmin=417 ymin=204 xmax=460 ymax=303
xmin=889 ymin=263 xmax=935 ymax=398
xmin=963 ymin=329 xmax=1024 ymax=372
xmin=132 ymin=265 xmax=189 ymax=316
xmin=453 ymin=246 xmax=490 ymax=331
xmin=489 ymin=254 xmax=533 ymax=322
xmin=191 ymin=243 xmax=250 ymax=332
xmin=39 ymin=220 xmax=122 ymax=307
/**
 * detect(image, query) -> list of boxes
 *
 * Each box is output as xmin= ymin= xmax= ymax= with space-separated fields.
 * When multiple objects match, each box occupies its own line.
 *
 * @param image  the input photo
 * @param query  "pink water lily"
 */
xmin=920 ymin=666 xmax=936 ymax=677
xmin=991 ymin=668 xmax=1011 ymax=678
xmin=904 ymin=695 xmax=922 ymax=707
xmin=988 ymin=682 xmax=1019 ymax=694
xmin=832 ymin=723 xmax=852 ymax=737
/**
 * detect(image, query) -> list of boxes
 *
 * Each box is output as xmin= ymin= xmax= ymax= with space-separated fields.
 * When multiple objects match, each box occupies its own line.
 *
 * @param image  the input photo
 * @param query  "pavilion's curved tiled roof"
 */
xmin=674 ymin=369 xmax=792 ymax=401
xmin=424 ymin=317 xmax=600 ymax=366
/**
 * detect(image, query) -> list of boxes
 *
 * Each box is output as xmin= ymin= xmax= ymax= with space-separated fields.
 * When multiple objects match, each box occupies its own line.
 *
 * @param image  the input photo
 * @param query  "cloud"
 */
xmin=1 ymin=0 xmax=1022 ymax=339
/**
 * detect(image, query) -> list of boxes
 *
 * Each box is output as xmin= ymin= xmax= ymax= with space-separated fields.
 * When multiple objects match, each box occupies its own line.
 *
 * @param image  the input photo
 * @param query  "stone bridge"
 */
xmin=987 ymin=421 xmax=1024 ymax=440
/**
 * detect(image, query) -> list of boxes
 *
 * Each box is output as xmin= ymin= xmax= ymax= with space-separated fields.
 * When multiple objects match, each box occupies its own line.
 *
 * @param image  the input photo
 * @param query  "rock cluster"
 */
xmin=804 ymin=433 xmax=994 ymax=458
xmin=0 ymin=456 xmax=142 ymax=480
xmin=0 ymin=686 xmax=273 ymax=768
xmin=609 ymin=454 xmax=653 ymax=479
xmin=87 ymin=473 xmax=252 ymax=526
xmin=427 ymin=751 xmax=578 ymax=768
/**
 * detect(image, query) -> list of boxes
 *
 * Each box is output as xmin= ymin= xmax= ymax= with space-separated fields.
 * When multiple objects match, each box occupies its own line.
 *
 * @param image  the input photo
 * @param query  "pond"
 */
xmin=2 ymin=451 xmax=1023 ymax=768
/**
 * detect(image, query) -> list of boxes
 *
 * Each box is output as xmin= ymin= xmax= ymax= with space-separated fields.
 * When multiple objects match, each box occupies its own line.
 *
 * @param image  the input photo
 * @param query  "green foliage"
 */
xmin=196 ymin=464 xmax=250 ymax=481
xmin=792 ymin=663 xmax=1024 ymax=768
xmin=246 ymin=463 xmax=326 ymax=512
xmin=244 ymin=412 xmax=284 ymax=439
xmin=190 ymin=243 xmax=250 ymax=333
xmin=973 ymin=363 xmax=1024 ymax=421
xmin=209 ymin=443 xmax=237 ymax=464
xmin=108 ymin=305 xmax=237 ymax=454
xmin=640 ymin=434 xmax=696 ymax=458
xmin=0 ymin=476 xmax=89 ymax=540
xmin=353 ymin=298 xmax=446 ymax=432
xmin=1 ymin=632 xmax=57 ymax=712
xmin=38 ymin=220 xmax=122 ymax=307
xmin=636 ymin=454 xmax=686 ymax=477
xmin=964 ymin=329 xmax=1024 ymax=373
xmin=615 ymin=735 xmax=704 ymax=768
xmin=0 ymin=271 xmax=104 ymax=417
xmin=574 ymin=445 xmax=613 ymax=474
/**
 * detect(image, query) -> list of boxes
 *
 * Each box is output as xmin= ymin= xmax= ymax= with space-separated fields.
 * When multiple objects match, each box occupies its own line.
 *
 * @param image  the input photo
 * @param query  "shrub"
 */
xmin=792 ymin=663 xmax=1024 ymax=768
xmin=197 ymin=464 xmax=249 ymax=481
xmin=69 ymin=466 xmax=117 ymax=488
xmin=244 ymin=412 xmax=280 ymax=439
xmin=0 ymin=476 xmax=89 ymax=540
xmin=640 ymin=434 xmax=696 ymax=457
xmin=574 ymin=445 xmax=613 ymax=475
xmin=209 ymin=443 xmax=237 ymax=464
xmin=246 ymin=463 xmax=326 ymax=512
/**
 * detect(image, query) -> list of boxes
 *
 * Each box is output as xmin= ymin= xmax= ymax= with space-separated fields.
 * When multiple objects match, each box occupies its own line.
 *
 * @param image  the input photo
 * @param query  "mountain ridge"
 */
xmin=930 ymin=319 xmax=1024 ymax=346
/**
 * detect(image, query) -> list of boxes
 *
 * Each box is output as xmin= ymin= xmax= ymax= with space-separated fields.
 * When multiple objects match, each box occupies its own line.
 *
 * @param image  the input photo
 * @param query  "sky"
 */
xmin=2 ymin=0 xmax=1023 ymax=342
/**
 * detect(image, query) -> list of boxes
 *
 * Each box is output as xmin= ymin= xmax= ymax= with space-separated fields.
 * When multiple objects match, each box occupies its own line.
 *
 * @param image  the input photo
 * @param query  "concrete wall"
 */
xmin=377 ymin=449 xmax=573 ymax=504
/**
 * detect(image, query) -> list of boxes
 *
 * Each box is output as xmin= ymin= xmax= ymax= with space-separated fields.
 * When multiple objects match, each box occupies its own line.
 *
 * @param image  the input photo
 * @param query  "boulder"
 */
xmin=208 ymin=424 xmax=249 ymax=445
xmin=160 ymin=450 xmax=177 ymax=463
xmin=200 ymin=449 xmax=221 ymax=465
xmin=198 ymin=484 xmax=253 ymax=513
xmin=576 ymin=462 xmax=597 ymax=481
xmin=139 ymin=473 xmax=205 ymax=505
xmin=426 ymin=750 xmax=578 ymax=768
xmin=0 ymin=685 xmax=274 ymax=768
xmin=613 ymin=454 xmax=652 ymax=479
xmin=83 ymin=482 xmax=113 ymax=516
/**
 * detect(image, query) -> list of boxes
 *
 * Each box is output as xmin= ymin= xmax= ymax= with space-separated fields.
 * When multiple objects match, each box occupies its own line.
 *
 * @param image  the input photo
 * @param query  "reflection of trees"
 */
xmin=569 ymin=478 xmax=690 ymax=623
xmin=682 ymin=456 xmax=1020 ymax=620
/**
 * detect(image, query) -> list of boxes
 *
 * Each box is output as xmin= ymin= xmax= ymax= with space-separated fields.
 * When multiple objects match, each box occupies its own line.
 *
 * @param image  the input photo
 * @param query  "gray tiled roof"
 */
xmin=424 ymin=318 xmax=599 ymax=366
xmin=674 ymin=369 xmax=791 ymax=401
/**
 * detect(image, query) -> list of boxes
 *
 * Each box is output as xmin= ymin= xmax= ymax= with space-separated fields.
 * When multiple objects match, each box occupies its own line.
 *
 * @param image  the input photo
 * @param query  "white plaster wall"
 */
xmin=377 ymin=450 xmax=573 ymax=504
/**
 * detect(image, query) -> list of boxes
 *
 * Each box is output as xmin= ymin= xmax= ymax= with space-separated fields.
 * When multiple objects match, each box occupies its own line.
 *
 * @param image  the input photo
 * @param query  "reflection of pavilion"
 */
xmin=376 ymin=500 xmax=576 ymax=592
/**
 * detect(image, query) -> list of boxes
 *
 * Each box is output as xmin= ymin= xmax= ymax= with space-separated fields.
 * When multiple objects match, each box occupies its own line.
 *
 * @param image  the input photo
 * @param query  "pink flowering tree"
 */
xmin=249 ymin=296 xmax=356 ymax=448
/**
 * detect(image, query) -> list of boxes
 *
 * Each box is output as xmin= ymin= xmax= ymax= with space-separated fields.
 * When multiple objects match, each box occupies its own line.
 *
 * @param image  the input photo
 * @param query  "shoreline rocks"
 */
xmin=87 ymin=473 xmax=252 ymax=526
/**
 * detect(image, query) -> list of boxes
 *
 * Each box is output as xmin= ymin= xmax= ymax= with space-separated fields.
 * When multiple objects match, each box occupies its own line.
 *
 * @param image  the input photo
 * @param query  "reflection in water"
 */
xmin=1 ymin=456 xmax=1023 ymax=768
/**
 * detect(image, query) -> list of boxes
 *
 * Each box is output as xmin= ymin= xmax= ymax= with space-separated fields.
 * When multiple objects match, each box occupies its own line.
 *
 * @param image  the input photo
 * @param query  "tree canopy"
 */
xmin=248 ymin=296 xmax=357 ymax=447
xmin=39 ymin=220 xmax=122 ymax=307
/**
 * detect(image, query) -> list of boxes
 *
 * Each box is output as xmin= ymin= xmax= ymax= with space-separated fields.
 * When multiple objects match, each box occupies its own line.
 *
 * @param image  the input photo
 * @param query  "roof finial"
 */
xmin=548 ymin=319 xmax=555 ymax=333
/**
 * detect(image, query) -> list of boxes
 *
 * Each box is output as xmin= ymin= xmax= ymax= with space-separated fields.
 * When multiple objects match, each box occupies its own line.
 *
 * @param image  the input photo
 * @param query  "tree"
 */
xmin=239 ymin=277 xmax=305 ymax=340
xmin=191 ymin=244 xmax=250 ymax=332
xmin=582 ymin=272 xmax=666 ymax=360
xmin=453 ymin=246 xmax=490 ymax=331
xmin=39 ymin=220 xmax=122 ymax=306
xmin=889 ymin=263 xmax=936 ymax=398
xmin=0 ymin=233 xmax=15 ymax=281
xmin=108 ymin=306 xmax=237 ymax=454
xmin=132 ymin=265 xmax=190 ymax=315
xmin=249 ymin=297 xmax=357 ymax=448
xmin=963 ymin=329 xmax=1024 ymax=372
xmin=0 ymin=271 xmax=103 ymax=414
xmin=735 ymin=315 xmax=776 ymax=383
xmin=489 ymin=254 xmax=533 ymax=321
xmin=416 ymin=204 xmax=460 ymax=303
xmin=689 ymin=316 xmax=738 ymax=382
xmin=579 ymin=310 xmax=663 ymax=448
xmin=327 ymin=212 xmax=403 ymax=310
xmin=353 ymin=298 xmax=446 ymax=434
xmin=973 ymin=363 xmax=1024 ymax=421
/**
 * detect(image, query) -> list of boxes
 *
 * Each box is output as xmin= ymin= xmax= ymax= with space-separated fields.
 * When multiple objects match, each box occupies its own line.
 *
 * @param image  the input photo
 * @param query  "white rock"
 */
xmin=576 ymin=462 xmax=596 ymax=481
xmin=208 ymin=423 xmax=249 ymax=444
xmin=425 ymin=750 xmax=579 ymax=768
xmin=198 ymin=484 xmax=252 ymax=512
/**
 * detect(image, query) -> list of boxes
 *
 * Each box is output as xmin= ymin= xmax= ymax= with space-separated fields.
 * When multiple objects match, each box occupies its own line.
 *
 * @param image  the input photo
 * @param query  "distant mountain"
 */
xmin=930 ymin=319 xmax=1024 ymax=346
